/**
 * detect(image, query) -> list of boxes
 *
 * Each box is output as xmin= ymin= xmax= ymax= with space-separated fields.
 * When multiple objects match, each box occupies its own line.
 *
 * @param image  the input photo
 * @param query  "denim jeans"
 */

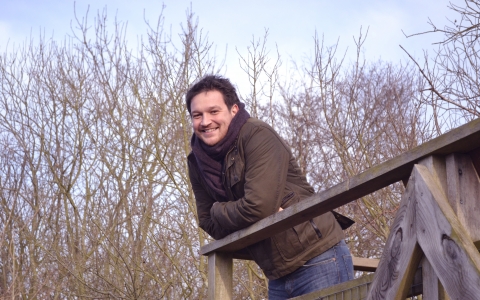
xmin=268 ymin=240 xmax=354 ymax=299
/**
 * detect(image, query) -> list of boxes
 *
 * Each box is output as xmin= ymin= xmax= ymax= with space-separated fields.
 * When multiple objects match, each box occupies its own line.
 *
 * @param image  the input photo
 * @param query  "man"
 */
xmin=186 ymin=75 xmax=354 ymax=299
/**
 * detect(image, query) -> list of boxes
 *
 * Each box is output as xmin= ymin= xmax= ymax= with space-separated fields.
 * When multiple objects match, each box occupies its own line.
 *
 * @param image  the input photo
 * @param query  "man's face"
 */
xmin=190 ymin=90 xmax=238 ymax=146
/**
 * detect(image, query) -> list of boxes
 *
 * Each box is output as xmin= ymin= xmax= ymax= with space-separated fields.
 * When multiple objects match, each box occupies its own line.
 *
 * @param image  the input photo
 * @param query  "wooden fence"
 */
xmin=200 ymin=118 xmax=480 ymax=299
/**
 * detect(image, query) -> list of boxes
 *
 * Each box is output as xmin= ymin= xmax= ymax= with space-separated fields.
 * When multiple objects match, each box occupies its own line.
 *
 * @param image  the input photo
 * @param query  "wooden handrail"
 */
xmin=352 ymin=257 xmax=379 ymax=272
xmin=200 ymin=118 xmax=480 ymax=255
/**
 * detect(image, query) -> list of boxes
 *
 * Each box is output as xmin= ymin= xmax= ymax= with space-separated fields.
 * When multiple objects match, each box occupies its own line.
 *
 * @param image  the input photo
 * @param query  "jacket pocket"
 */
xmin=272 ymin=226 xmax=305 ymax=260
xmin=272 ymin=191 xmax=323 ymax=261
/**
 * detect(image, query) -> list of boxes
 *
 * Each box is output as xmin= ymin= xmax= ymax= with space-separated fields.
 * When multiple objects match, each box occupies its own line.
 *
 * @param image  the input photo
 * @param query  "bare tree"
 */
xmin=0 ymin=6 xmax=220 ymax=299
xmin=237 ymin=29 xmax=282 ymax=127
xmin=404 ymin=0 xmax=480 ymax=133
xmin=1 ymin=3 xmax=454 ymax=299
xmin=275 ymin=30 xmax=434 ymax=260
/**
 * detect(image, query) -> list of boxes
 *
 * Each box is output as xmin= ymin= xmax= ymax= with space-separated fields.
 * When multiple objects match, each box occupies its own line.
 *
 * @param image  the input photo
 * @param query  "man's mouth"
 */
xmin=202 ymin=128 xmax=218 ymax=133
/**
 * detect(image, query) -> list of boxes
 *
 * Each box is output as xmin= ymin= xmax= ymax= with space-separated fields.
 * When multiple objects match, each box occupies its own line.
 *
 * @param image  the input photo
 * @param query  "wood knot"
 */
xmin=442 ymin=234 xmax=459 ymax=261
xmin=391 ymin=228 xmax=403 ymax=258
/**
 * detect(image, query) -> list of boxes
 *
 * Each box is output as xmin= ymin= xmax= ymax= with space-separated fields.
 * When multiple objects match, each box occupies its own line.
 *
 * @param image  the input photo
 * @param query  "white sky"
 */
xmin=0 ymin=0 xmax=461 ymax=89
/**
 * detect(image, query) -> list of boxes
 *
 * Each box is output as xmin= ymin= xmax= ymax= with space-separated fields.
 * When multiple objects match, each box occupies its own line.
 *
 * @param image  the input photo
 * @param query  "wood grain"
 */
xmin=291 ymin=274 xmax=375 ymax=300
xmin=414 ymin=165 xmax=480 ymax=299
xmin=418 ymin=155 xmax=447 ymax=195
xmin=446 ymin=153 xmax=480 ymax=243
xmin=421 ymin=257 xmax=450 ymax=300
xmin=292 ymin=267 xmax=423 ymax=300
xmin=366 ymin=171 xmax=422 ymax=300
xmin=207 ymin=252 xmax=232 ymax=300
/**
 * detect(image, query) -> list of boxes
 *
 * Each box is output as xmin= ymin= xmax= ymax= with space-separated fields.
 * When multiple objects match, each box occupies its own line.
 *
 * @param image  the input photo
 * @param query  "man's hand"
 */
xmin=278 ymin=207 xmax=283 ymax=212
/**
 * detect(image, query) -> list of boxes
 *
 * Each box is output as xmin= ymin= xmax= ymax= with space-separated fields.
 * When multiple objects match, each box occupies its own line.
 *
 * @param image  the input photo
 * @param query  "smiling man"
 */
xmin=191 ymin=89 xmax=238 ymax=146
xmin=186 ymin=75 xmax=354 ymax=299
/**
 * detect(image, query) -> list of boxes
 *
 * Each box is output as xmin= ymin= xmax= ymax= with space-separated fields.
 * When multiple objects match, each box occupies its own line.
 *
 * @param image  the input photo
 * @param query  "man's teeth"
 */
xmin=204 ymin=128 xmax=216 ymax=132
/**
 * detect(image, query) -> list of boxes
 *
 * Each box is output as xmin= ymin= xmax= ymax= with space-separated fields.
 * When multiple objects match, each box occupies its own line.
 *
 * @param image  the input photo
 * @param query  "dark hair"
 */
xmin=186 ymin=75 xmax=240 ymax=114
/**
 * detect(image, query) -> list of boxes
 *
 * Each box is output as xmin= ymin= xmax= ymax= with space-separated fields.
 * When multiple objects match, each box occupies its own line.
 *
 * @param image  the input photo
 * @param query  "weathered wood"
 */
xmin=367 ymin=171 xmax=423 ymax=300
xmin=201 ymin=118 xmax=480 ymax=255
xmin=207 ymin=252 xmax=232 ymax=300
xmin=352 ymin=257 xmax=379 ymax=272
xmin=292 ymin=266 xmax=423 ymax=300
xmin=446 ymin=153 xmax=480 ymax=243
xmin=418 ymin=155 xmax=463 ymax=300
xmin=421 ymin=257 xmax=437 ymax=300
xmin=418 ymin=155 xmax=447 ymax=194
xmin=414 ymin=164 xmax=480 ymax=299
xmin=291 ymin=274 xmax=375 ymax=300
xmin=421 ymin=257 xmax=450 ymax=300
xmin=469 ymin=147 xmax=480 ymax=246
xmin=366 ymin=163 xmax=480 ymax=299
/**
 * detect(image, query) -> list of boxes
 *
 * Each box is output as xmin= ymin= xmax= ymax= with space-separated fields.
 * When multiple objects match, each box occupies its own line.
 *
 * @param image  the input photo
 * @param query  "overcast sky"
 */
xmin=1 ymin=0 xmax=461 ymax=87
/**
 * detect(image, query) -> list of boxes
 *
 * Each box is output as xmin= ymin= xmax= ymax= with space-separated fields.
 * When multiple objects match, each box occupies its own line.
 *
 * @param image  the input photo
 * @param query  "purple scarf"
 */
xmin=191 ymin=103 xmax=250 ymax=200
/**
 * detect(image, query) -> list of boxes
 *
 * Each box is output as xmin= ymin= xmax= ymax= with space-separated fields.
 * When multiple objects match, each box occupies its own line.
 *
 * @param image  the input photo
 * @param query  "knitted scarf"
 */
xmin=191 ymin=103 xmax=250 ymax=200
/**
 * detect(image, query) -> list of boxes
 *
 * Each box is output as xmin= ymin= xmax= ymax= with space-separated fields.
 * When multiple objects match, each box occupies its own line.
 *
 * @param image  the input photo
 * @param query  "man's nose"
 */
xmin=200 ymin=115 xmax=211 ymax=126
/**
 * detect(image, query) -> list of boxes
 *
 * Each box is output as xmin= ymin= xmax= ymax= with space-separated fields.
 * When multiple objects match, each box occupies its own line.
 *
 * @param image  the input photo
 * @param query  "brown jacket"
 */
xmin=188 ymin=118 xmax=344 ymax=279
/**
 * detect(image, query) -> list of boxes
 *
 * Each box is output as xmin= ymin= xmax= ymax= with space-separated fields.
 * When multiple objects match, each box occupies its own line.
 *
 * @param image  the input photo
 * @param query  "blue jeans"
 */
xmin=268 ymin=240 xmax=354 ymax=299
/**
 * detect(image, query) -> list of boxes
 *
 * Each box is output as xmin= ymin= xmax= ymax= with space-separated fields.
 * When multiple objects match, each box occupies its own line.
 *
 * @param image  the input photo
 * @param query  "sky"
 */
xmin=0 ymin=0 xmax=461 ymax=89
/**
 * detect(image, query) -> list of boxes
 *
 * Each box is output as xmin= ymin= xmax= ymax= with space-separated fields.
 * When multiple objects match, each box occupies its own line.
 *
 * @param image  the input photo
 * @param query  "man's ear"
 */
xmin=230 ymin=104 xmax=239 ymax=116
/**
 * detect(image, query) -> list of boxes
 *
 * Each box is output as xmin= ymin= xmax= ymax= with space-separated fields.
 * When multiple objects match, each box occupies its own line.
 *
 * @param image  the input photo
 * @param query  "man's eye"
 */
xmin=192 ymin=114 xmax=201 ymax=119
xmin=211 ymin=110 xmax=218 ymax=114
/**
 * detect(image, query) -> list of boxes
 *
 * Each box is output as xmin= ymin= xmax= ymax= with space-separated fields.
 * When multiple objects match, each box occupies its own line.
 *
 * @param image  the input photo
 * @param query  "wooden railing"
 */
xmin=200 ymin=118 xmax=480 ymax=299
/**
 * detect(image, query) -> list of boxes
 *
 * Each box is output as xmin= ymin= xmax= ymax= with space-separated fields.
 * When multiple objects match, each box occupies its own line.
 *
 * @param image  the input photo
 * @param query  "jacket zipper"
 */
xmin=222 ymin=145 xmax=236 ymax=182
xmin=309 ymin=220 xmax=323 ymax=238
xmin=222 ymin=143 xmax=238 ymax=199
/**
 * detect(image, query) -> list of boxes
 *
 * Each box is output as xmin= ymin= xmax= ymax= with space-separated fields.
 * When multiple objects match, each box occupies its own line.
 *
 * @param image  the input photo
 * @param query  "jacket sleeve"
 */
xmin=188 ymin=157 xmax=234 ymax=240
xmin=210 ymin=124 xmax=290 ymax=231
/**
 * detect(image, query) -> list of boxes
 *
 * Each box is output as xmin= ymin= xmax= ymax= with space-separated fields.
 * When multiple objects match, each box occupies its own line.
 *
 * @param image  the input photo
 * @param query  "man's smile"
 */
xmin=202 ymin=128 xmax=218 ymax=133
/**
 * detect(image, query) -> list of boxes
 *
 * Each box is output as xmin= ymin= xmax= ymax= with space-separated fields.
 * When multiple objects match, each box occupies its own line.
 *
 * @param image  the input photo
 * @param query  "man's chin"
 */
xmin=199 ymin=137 xmax=219 ymax=146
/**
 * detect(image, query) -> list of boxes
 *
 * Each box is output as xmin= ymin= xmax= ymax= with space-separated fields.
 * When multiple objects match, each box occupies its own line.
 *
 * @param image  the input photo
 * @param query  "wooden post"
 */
xmin=418 ymin=156 xmax=449 ymax=300
xmin=445 ymin=153 xmax=480 ymax=247
xmin=414 ymin=164 xmax=480 ymax=299
xmin=368 ymin=161 xmax=480 ymax=300
xmin=208 ymin=252 xmax=233 ymax=300
xmin=417 ymin=156 xmax=447 ymax=193
xmin=421 ymin=257 xmax=450 ymax=300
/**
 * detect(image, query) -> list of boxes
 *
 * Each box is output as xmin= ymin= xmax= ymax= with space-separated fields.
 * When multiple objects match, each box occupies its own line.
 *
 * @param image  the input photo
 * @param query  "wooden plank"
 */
xmin=421 ymin=257 xmax=438 ymax=300
xmin=292 ymin=265 xmax=423 ymax=300
xmin=352 ymin=257 xmax=379 ymax=272
xmin=418 ymin=155 xmax=455 ymax=300
xmin=366 ymin=171 xmax=423 ymax=300
xmin=418 ymin=155 xmax=447 ymax=195
xmin=414 ymin=165 xmax=480 ymax=299
xmin=446 ymin=153 xmax=480 ymax=243
xmin=422 ymin=257 xmax=450 ymax=300
xmin=290 ymin=274 xmax=375 ymax=300
xmin=201 ymin=118 xmax=480 ymax=255
xmin=208 ymin=252 xmax=233 ymax=300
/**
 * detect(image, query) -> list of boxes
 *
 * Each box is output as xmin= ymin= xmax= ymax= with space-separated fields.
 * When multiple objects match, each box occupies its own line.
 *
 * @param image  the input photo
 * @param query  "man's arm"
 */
xmin=210 ymin=123 xmax=290 ymax=231
xmin=188 ymin=157 xmax=234 ymax=240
